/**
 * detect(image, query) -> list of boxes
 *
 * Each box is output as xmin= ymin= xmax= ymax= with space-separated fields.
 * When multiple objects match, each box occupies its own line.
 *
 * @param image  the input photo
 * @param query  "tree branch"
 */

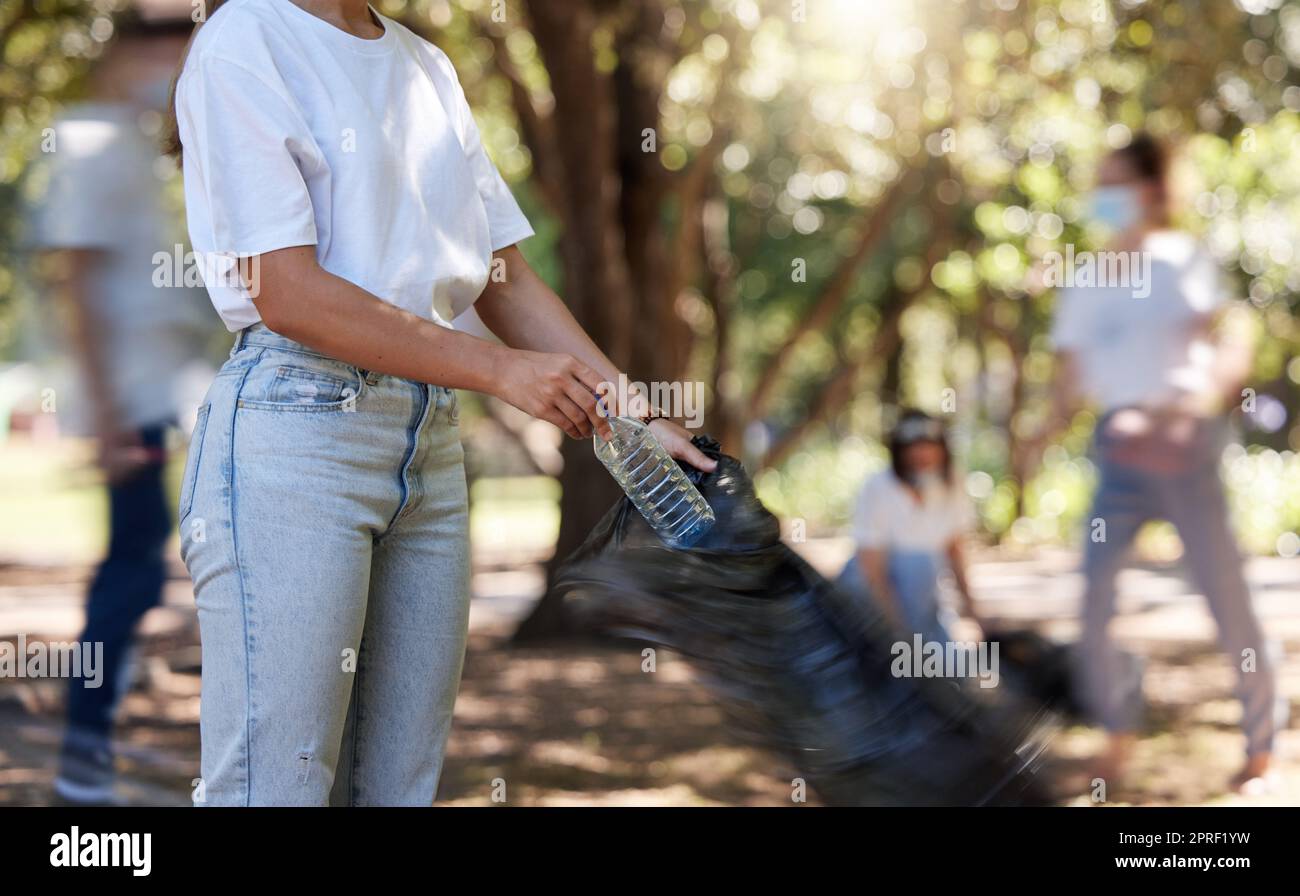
xmin=759 ymin=204 xmax=951 ymax=468
xmin=749 ymin=172 xmax=914 ymax=417
xmin=760 ymin=283 xmax=911 ymax=469
xmin=471 ymin=16 xmax=565 ymax=215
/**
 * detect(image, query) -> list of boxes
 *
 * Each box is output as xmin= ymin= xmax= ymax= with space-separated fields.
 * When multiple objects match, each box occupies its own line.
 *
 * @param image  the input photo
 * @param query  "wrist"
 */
xmin=477 ymin=342 xmax=518 ymax=399
xmin=640 ymin=407 xmax=672 ymax=426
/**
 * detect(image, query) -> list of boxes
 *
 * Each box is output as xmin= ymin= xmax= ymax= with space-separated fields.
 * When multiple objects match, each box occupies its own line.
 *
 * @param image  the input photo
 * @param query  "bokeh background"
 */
xmin=0 ymin=0 xmax=1298 ymax=804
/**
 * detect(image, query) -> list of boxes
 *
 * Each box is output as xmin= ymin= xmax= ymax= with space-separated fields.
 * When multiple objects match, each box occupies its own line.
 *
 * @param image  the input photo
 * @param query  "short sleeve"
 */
xmin=435 ymin=55 xmax=534 ymax=251
xmin=28 ymin=118 xmax=126 ymax=250
xmin=177 ymin=54 xmax=319 ymax=257
xmin=1181 ymin=246 xmax=1228 ymax=315
xmin=852 ymin=474 xmax=892 ymax=550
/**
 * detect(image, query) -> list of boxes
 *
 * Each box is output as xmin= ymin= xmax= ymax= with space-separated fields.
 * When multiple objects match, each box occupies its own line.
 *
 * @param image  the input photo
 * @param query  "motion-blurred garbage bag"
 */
xmin=555 ymin=437 xmax=1055 ymax=806
xmin=986 ymin=629 xmax=1085 ymax=717
xmin=989 ymin=628 xmax=1145 ymax=724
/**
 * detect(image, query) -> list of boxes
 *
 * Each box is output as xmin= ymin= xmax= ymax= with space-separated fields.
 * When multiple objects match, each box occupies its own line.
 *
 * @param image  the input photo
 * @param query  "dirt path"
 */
xmin=2 ymin=546 xmax=1297 ymax=806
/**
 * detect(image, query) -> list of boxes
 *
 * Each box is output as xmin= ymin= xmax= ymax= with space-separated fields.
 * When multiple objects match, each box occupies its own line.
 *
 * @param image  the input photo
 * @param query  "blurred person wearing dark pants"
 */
xmin=27 ymin=5 xmax=206 ymax=805
xmin=1051 ymin=134 xmax=1285 ymax=793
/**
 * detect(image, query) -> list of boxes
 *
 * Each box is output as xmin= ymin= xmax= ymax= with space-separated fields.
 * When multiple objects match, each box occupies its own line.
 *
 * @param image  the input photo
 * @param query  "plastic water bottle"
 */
xmin=594 ymin=416 xmax=715 ymax=549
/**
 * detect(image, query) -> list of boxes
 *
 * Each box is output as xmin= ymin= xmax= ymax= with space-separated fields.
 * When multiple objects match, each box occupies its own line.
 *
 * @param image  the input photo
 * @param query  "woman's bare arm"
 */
xmin=477 ymin=246 xmax=716 ymax=470
xmin=246 ymin=245 xmax=715 ymax=469
xmin=249 ymin=245 xmax=608 ymax=439
xmin=946 ymin=538 xmax=981 ymax=622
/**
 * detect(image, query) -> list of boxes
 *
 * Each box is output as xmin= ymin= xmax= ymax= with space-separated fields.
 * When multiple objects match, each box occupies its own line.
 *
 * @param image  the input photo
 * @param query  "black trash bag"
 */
xmin=986 ymin=629 xmax=1083 ymax=716
xmin=990 ymin=628 xmax=1145 ymax=723
xmin=555 ymin=436 xmax=1056 ymax=806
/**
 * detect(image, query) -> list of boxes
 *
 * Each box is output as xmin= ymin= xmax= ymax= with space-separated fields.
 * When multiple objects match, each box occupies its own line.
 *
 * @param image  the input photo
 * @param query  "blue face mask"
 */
xmin=903 ymin=468 xmax=945 ymax=495
xmin=1087 ymin=185 xmax=1142 ymax=232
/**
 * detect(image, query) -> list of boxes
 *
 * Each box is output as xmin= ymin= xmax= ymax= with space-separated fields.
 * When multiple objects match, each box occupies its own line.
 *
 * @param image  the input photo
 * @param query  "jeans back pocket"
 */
xmin=179 ymin=402 xmax=211 ymax=523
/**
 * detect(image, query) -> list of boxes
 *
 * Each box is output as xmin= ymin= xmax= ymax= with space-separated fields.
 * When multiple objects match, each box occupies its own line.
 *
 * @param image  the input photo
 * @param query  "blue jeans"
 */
xmin=61 ymin=425 xmax=170 ymax=776
xmin=180 ymin=324 xmax=470 ymax=805
xmin=1079 ymin=415 xmax=1284 ymax=756
xmin=836 ymin=550 xmax=954 ymax=645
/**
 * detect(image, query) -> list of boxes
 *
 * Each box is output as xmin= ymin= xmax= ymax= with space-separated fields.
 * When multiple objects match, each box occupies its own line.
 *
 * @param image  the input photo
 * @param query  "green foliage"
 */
xmin=0 ymin=0 xmax=111 ymax=352
xmin=2 ymin=0 xmax=1298 ymax=554
xmin=720 ymin=0 xmax=1300 ymax=550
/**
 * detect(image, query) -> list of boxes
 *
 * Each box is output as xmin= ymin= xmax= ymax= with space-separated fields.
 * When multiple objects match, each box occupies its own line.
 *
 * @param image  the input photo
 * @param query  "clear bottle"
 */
xmin=594 ymin=416 xmax=715 ymax=549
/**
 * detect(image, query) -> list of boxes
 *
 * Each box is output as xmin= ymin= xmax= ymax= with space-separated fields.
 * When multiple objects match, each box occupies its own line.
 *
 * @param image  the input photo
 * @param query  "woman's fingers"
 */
xmin=555 ymin=392 xmax=593 ymax=438
xmin=673 ymin=439 xmax=718 ymax=472
xmin=539 ymin=404 xmax=582 ymax=439
xmin=650 ymin=420 xmax=718 ymax=472
xmin=564 ymin=379 xmax=611 ymax=441
xmin=568 ymin=359 xmax=606 ymax=395
xmin=532 ymin=354 xmax=593 ymax=438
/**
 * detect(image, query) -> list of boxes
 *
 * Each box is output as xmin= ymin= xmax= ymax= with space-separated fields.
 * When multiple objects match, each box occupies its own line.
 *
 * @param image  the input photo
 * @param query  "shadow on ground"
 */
xmin=1 ymin=551 xmax=1298 ymax=807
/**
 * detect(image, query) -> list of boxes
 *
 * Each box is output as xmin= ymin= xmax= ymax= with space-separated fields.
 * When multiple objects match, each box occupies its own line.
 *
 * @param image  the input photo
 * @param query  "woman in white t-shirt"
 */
xmin=836 ymin=411 xmax=982 ymax=644
xmin=167 ymin=0 xmax=715 ymax=806
xmin=1051 ymin=134 xmax=1281 ymax=791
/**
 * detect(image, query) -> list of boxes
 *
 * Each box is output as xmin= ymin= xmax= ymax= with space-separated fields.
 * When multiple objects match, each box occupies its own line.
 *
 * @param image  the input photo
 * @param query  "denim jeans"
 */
xmin=180 ymin=324 xmax=470 ymax=806
xmin=59 ymin=424 xmax=171 ymax=798
xmin=1079 ymin=414 xmax=1285 ymax=756
xmin=836 ymin=550 xmax=955 ymax=645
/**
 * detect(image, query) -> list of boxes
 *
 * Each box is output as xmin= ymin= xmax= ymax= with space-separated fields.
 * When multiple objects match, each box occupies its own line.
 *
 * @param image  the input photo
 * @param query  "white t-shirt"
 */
xmin=852 ymin=470 xmax=973 ymax=555
xmin=1050 ymin=232 xmax=1227 ymax=412
xmin=27 ymin=102 xmax=212 ymax=429
xmin=176 ymin=0 xmax=534 ymax=332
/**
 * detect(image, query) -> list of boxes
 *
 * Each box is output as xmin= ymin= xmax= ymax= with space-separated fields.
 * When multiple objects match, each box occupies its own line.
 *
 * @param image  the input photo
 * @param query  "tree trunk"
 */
xmin=513 ymin=0 xmax=638 ymax=643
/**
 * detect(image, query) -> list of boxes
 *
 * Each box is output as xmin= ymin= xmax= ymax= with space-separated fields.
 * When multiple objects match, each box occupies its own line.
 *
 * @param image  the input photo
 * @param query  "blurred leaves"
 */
xmin=3 ymin=0 xmax=1298 ymax=553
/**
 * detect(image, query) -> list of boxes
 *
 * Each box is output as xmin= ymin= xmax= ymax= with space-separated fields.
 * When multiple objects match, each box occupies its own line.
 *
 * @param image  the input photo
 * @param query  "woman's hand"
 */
xmin=491 ymin=347 xmax=718 ymax=475
xmin=95 ymin=424 xmax=152 ymax=485
xmin=493 ymin=348 xmax=612 ymax=441
xmin=648 ymin=419 xmax=718 ymax=473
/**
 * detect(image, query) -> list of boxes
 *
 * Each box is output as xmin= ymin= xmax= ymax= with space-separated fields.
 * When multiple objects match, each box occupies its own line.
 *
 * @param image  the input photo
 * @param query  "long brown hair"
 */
xmin=1109 ymin=131 xmax=1172 ymax=228
xmin=888 ymin=409 xmax=954 ymax=486
xmin=161 ymin=0 xmax=232 ymax=159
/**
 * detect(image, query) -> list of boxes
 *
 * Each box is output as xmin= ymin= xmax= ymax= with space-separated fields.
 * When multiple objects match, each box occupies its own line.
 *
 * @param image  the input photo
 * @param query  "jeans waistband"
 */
xmin=1092 ymin=406 xmax=1228 ymax=472
xmin=232 ymin=322 xmax=329 ymax=359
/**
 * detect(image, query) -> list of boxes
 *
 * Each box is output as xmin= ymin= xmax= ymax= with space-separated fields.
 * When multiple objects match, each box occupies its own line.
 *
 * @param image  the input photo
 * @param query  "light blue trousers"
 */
xmin=179 ymin=324 xmax=471 ymax=805
xmin=836 ymin=550 xmax=955 ymax=645
xmin=1080 ymin=417 xmax=1285 ymax=756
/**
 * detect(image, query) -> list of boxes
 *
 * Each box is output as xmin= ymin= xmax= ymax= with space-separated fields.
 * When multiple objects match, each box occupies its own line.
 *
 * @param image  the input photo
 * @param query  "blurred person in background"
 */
xmin=26 ymin=3 xmax=209 ymax=805
xmin=835 ymin=410 xmax=984 ymax=645
xmin=1051 ymin=133 xmax=1284 ymax=792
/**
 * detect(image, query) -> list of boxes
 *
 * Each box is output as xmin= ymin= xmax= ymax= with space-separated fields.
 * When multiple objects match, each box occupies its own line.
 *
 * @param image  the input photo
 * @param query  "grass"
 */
xmin=0 ymin=436 xmax=562 ymax=564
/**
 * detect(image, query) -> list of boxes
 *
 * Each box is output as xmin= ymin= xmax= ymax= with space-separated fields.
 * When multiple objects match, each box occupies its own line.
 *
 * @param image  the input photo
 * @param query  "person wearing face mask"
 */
xmin=25 ymin=2 xmax=215 ymax=804
xmin=1051 ymin=133 xmax=1284 ymax=793
xmin=835 ymin=410 xmax=983 ymax=645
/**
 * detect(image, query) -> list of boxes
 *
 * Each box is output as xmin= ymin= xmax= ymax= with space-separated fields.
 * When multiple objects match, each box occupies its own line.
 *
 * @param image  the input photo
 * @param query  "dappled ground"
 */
xmin=1 ymin=544 xmax=1298 ymax=807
